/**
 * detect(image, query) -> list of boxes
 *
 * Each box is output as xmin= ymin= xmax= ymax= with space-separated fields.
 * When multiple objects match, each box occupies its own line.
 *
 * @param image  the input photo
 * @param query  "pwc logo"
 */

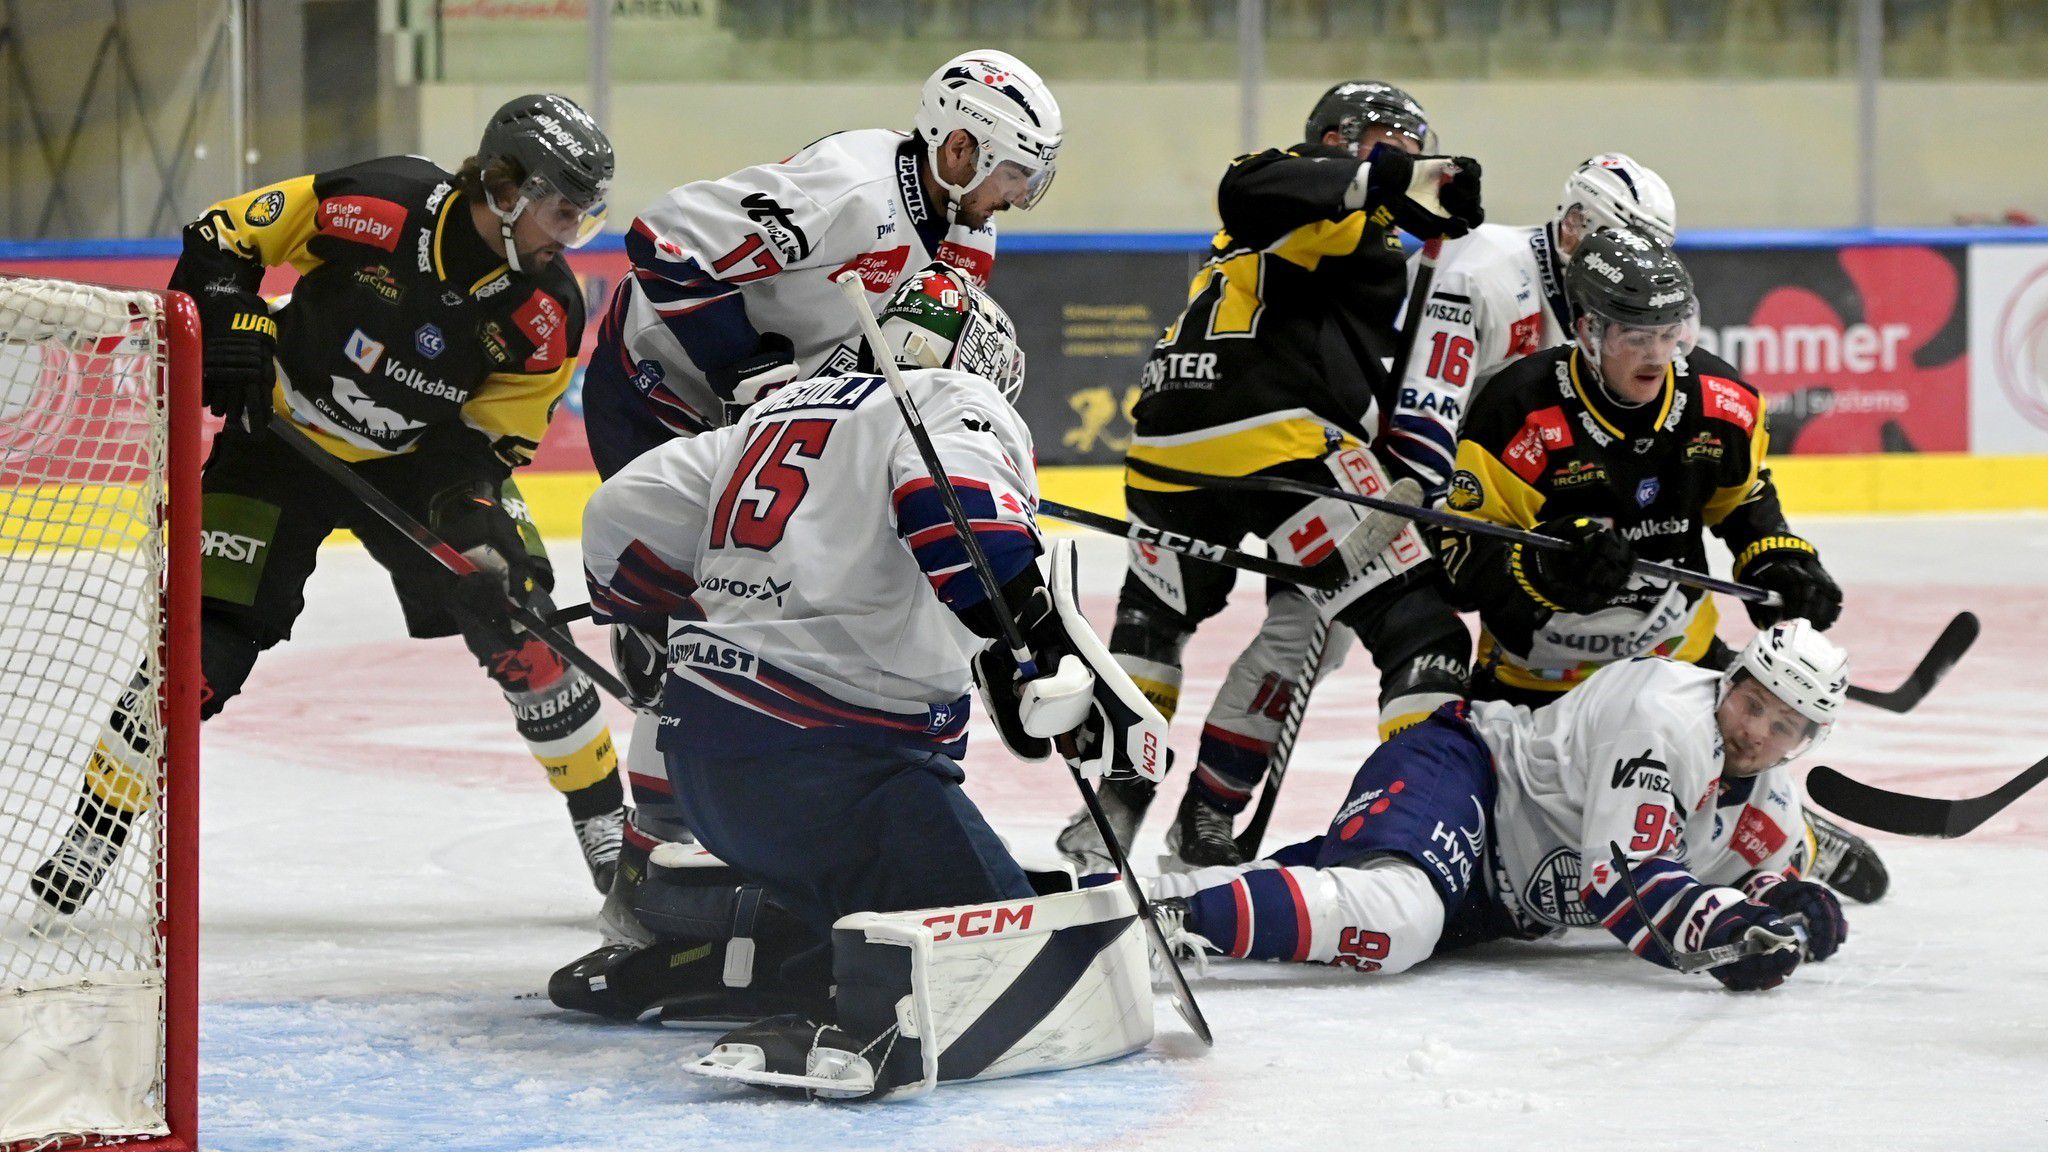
xmin=923 ymin=903 xmax=1033 ymax=942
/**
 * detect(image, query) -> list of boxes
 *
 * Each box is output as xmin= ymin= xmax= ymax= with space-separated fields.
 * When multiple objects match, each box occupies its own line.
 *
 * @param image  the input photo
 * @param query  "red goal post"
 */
xmin=0 ymin=278 xmax=200 ymax=1151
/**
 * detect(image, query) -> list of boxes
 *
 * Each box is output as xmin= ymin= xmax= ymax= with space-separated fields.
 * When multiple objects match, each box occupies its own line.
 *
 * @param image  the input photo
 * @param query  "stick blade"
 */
xmin=1845 ymin=611 xmax=1979 ymax=712
xmin=1807 ymin=755 xmax=2048 ymax=839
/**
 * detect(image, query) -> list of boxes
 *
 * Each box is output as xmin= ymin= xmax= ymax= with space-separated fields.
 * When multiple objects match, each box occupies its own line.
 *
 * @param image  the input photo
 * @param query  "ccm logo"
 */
xmin=1141 ymin=730 xmax=1160 ymax=775
xmin=923 ymin=904 xmax=1033 ymax=942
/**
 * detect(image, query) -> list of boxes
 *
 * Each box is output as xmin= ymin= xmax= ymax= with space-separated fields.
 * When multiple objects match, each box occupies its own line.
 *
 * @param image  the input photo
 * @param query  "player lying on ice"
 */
xmin=557 ymin=263 xmax=1174 ymax=1100
xmin=1148 ymin=620 xmax=1849 ymax=993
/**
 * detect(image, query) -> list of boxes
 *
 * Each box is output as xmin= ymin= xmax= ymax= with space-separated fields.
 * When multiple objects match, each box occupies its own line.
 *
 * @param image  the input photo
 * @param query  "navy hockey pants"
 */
xmin=664 ymin=739 xmax=1035 ymax=943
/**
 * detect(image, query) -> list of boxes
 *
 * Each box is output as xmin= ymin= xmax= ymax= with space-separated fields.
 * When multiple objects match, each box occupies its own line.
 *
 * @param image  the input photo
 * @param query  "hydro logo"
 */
xmin=415 ymin=323 xmax=445 ymax=359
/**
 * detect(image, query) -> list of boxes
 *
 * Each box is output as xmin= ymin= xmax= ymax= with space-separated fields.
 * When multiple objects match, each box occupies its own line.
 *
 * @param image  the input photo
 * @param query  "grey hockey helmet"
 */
xmin=879 ymin=262 xmax=1025 ymax=403
xmin=1566 ymin=227 xmax=1696 ymax=330
xmin=478 ymin=94 xmax=614 ymax=267
xmin=1559 ymin=153 xmax=1677 ymax=246
xmin=915 ymin=51 xmax=1063 ymax=212
xmin=1304 ymin=81 xmax=1433 ymax=151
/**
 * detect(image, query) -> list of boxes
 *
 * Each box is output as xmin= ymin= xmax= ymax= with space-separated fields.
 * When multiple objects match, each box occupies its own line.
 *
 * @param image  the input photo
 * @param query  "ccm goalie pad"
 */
xmin=683 ymin=884 xmax=1154 ymax=1101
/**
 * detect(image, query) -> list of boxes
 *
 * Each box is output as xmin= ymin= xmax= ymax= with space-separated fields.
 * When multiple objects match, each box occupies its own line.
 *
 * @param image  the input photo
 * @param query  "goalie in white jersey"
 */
xmin=1151 ymin=621 xmax=1850 ymax=993
xmin=567 ymin=265 xmax=1169 ymax=1099
xmin=1385 ymin=153 xmax=1676 ymax=491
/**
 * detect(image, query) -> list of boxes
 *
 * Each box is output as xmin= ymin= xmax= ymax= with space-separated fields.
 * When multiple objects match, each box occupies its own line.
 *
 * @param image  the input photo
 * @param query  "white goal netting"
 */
xmin=0 ymin=278 xmax=187 ymax=1149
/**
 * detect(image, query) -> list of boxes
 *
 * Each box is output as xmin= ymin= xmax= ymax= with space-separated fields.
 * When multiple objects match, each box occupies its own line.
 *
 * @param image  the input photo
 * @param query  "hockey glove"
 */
xmin=1700 ymin=900 xmax=1804 ymax=992
xmin=202 ymin=295 xmax=278 ymax=434
xmin=1513 ymin=515 xmax=1636 ymax=615
xmin=1738 ymin=541 xmax=1842 ymax=631
xmin=970 ymin=578 xmax=1095 ymax=762
xmin=706 ymin=331 xmax=800 ymax=417
xmin=429 ymin=479 xmax=539 ymax=630
xmin=1360 ymin=147 xmax=1484 ymax=240
xmin=611 ymin=622 xmax=668 ymax=711
xmin=1751 ymin=874 xmax=1847 ymax=962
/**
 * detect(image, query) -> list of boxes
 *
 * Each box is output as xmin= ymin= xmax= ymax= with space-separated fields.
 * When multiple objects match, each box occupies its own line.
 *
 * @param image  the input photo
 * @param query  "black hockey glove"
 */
xmin=1754 ymin=875 xmax=1847 ymax=962
xmin=1362 ymin=147 xmax=1484 ymax=240
xmin=1700 ymin=900 xmax=1804 ymax=992
xmin=967 ymin=572 xmax=1069 ymax=762
xmin=1514 ymin=515 xmax=1635 ymax=615
xmin=610 ymin=622 xmax=667 ymax=711
xmin=706 ymin=331 xmax=799 ymax=417
xmin=429 ymin=479 xmax=540 ymax=631
xmin=202 ymin=295 xmax=278 ymax=435
xmin=1739 ymin=540 xmax=1842 ymax=631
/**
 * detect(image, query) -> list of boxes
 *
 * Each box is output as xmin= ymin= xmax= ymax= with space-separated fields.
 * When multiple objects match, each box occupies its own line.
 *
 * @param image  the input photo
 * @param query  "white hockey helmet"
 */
xmin=1559 ymin=153 xmax=1676 ymax=247
xmin=914 ymin=51 xmax=1063 ymax=213
xmin=879 ymin=261 xmax=1026 ymax=403
xmin=1724 ymin=620 xmax=1850 ymax=763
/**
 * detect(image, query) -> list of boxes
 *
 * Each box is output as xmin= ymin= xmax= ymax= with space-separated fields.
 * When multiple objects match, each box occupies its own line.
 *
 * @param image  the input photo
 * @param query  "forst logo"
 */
xmin=201 ymin=530 xmax=268 ymax=563
xmin=923 ymin=903 xmax=1033 ymax=942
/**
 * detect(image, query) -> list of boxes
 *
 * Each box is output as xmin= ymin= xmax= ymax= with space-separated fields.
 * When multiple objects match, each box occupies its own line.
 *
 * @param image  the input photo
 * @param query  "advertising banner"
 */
xmin=1967 ymin=243 xmax=2048 ymax=454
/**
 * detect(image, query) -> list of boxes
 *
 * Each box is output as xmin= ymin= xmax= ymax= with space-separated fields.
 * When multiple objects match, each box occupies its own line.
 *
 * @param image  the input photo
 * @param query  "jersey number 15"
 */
xmin=710 ymin=418 xmax=834 ymax=551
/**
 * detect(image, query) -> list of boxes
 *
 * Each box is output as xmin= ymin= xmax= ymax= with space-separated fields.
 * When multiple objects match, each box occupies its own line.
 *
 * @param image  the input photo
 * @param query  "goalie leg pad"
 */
xmin=683 ymin=885 xmax=1154 ymax=1101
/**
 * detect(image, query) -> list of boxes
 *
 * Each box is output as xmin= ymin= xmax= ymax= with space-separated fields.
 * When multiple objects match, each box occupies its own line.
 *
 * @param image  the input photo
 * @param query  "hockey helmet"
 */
xmin=1303 ymin=81 xmax=1433 ymax=152
xmin=1723 ymin=619 xmax=1850 ymax=765
xmin=478 ymin=94 xmax=614 ymax=267
xmin=879 ymin=262 xmax=1025 ymax=403
xmin=1559 ymin=154 xmax=1677 ymax=246
xmin=1565 ymin=227 xmax=1697 ymax=363
xmin=915 ymin=51 xmax=1063 ymax=212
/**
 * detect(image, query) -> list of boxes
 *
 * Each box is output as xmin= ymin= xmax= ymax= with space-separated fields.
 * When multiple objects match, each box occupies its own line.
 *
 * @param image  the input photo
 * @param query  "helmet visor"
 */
xmin=516 ymin=172 xmax=608 ymax=248
xmin=987 ymin=158 xmax=1056 ymax=212
xmin=1580 ymin=306 xmax=1698 ymax=364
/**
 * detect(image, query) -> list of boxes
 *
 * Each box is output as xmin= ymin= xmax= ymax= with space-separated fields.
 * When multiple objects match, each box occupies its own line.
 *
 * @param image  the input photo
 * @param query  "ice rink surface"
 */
xmin=193 ymin=515 xmax=2048 ymax=1151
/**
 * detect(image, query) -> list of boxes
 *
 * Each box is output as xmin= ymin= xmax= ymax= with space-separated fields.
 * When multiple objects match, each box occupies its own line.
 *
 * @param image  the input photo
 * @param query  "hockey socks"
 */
xmin=1168 ymin=858 xmax=1443 ymax=974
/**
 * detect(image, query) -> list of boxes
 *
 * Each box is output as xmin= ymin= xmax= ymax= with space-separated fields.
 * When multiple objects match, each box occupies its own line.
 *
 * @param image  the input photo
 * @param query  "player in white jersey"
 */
xmin=1384 ymin=153 xmax=1676 ymax=491
xmin=577 ymin=50 xmax=1062 ymax=913
xmin=558 ymin=266 xmax=1167 ymax=1097
xmin=1150 ymin=621 xmax=1850 ymax=993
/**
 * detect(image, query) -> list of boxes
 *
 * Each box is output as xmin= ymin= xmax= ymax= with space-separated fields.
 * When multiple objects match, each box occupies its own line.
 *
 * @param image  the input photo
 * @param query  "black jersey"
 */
xmin=172 ymin=155 xmax=585 ymax=475
xmin=1440 ymin=343 xmax=1816 ymax=694
xmin=1126 ymin=144 xmax=1410 ymax=493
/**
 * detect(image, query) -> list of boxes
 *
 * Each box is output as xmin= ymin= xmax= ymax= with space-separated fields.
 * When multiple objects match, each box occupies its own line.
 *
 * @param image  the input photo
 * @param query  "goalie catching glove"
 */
xmin=970 ymin=540 xmax=1168 ymax=782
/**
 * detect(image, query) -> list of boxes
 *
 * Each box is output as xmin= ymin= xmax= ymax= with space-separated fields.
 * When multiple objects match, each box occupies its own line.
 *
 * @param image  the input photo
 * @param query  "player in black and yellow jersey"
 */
xmin=1438 ymin=228 xmax=1889 ymax=904
xmin=32 ymin=95 xmax=627 ymax=916
xmin=1058 ymin=83 xmax=1484 ymax=874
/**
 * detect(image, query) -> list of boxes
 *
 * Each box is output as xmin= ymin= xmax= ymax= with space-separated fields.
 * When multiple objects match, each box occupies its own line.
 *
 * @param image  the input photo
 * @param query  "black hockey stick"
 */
xmin=833 ymin=275 xmax=1213 ymax=1047
xmin=1804 ymin=754 xmax=2048 ymax=839
xmin=268 ymin=415 xmax=636 ymax=705
xmin=1037 ymin=498 xmax=1346 ymax=591
xmin=1843 ymin=611 xmax=1978 ymax=713
xmin=1233 ymin=241 xmax=1447 ymax=860
xmin=1606 ymin=843 xmax=1803 ymax=974
xmin=1126 ymin=457 xmax=1784 ymax=608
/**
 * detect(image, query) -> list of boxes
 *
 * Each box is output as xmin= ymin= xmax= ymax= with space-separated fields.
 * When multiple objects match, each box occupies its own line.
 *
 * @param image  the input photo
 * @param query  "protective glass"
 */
xmin=986 ymin=158 xmax=1056 ymax=211
xmin=516 ymin=172 xmax=608 ymax=248
xmin=1580 ymin=309 xmax=1698 ymax=364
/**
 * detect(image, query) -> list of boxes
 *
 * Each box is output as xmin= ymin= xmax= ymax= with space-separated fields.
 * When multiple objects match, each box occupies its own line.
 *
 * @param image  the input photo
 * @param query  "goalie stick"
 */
xmin=268 ymin=416 xmax=637 ymax=706
xmin=1804 ymin=754 xmax=2048 ymax=839
xmin=832 ymin=274 xmax=1213 ymax=1047
xmin=1606 ymin=843 xmax=1805 ymax=974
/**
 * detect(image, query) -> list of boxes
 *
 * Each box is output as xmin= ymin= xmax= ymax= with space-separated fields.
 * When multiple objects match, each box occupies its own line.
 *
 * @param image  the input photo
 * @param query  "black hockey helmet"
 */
xmin=477 ymin=94 xmax=614 ymax=261
xmin=1304 ymin=81 xmax=1432 ymax=151
xmin=1564 ymin=226 xmax=1696 ymax=329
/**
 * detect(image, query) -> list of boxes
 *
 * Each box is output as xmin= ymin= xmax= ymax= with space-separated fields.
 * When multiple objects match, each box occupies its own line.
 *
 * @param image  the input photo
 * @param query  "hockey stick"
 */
xmin=832 ymin=274 xmax=1213 ymax=1047
xmin=1037 ymin=498 xmax=1347 ymax=590
xmin=1804 ymin=754 xmax=2048 ymax=839
xmin=1126 ymin=457 xmax=1784 ymax=608
xmin=1605 ymin=843 xmax=1803 ymax=974
xmin=1842 ymin=611 xmax=1978 ymax=713
xmin=268 ymin=415 xmax=636 ymax=705
xmin=1234 ymin=240 xmax=1447 ymax=859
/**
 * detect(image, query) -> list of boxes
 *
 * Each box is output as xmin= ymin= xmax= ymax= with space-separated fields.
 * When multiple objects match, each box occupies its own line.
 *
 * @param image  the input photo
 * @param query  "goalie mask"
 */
xmin=878 ymin=263 xmax=1026 ymax=403
xmin=914 ymin=51 xmax=1063 ymax=213
xmin=478 ymin=93 xmax=615 ymax=271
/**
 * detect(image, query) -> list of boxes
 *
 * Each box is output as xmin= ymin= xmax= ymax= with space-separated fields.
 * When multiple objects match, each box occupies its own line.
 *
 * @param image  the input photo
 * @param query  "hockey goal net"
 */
xmin=0 ymin=278 xmax=199 ymax=1151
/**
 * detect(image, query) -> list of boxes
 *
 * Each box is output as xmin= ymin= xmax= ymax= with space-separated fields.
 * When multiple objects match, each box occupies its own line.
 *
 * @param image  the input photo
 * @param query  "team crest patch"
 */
xmin=1635 ymin=477 xmax=1660 ymax=507
xmin=244 ymin=189 xmax=287 ymax=227
xmin=1447 ymin=470 xmax=1485 ymax=512
xmin=414 ymin=323 xmax=445 ymax=359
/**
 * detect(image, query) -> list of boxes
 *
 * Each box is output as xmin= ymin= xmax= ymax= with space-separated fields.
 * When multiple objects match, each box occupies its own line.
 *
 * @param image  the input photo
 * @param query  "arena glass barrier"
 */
xmin=8 ymin=228 xmax=2048 ymax=533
